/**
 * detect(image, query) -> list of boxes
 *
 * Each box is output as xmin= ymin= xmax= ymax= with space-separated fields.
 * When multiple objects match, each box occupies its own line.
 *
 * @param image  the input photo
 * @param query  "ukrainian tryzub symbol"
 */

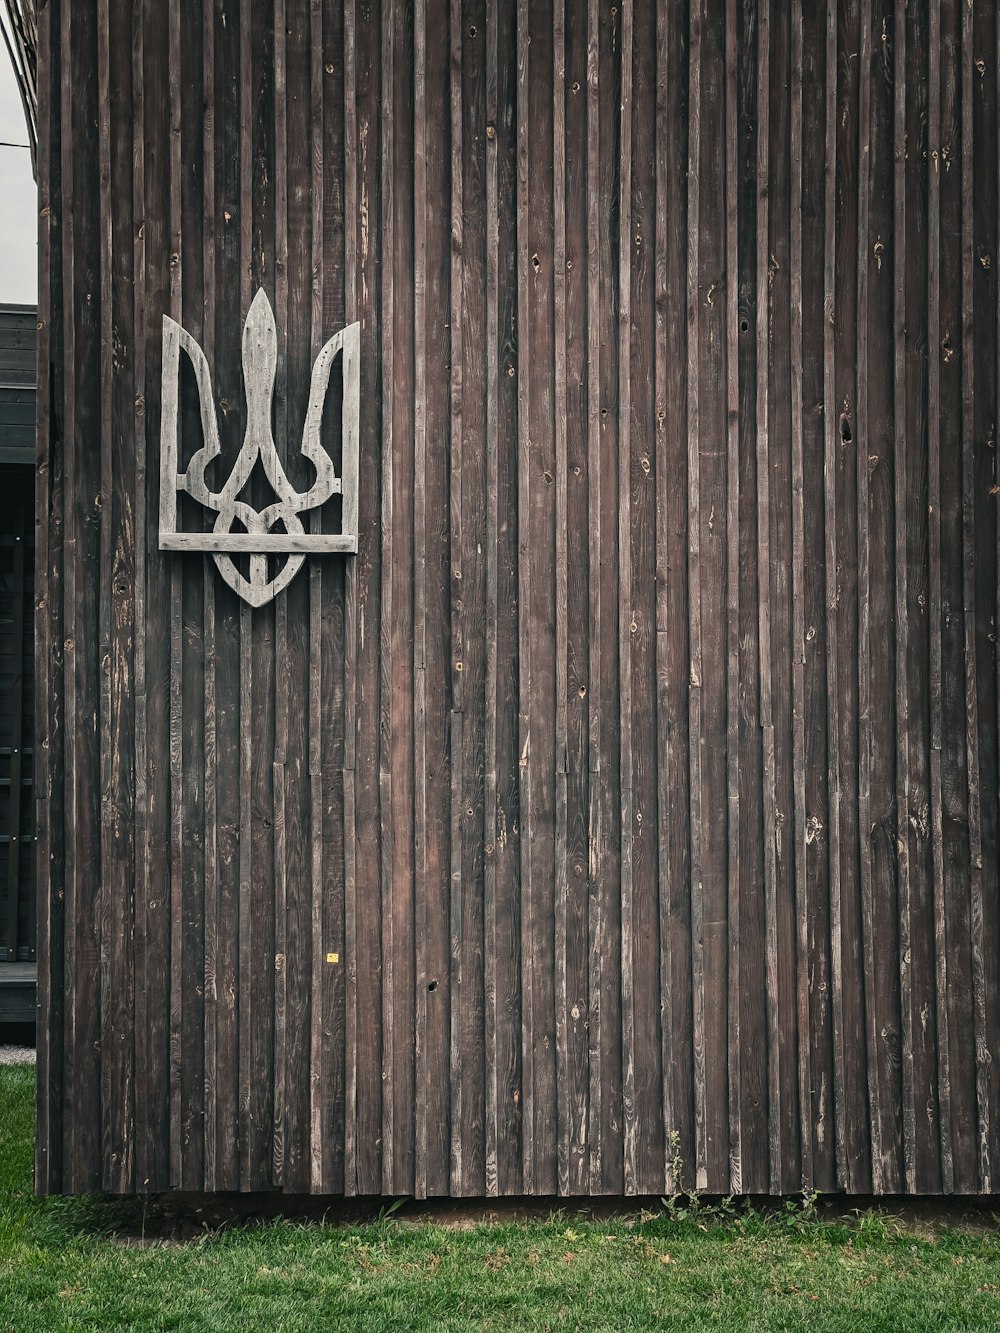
xmin=159 ymin=289 xmax=360 ymax=607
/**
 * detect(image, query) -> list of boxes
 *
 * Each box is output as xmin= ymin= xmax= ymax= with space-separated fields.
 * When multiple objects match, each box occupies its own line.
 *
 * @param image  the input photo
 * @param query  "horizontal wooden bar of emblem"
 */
xmin=177 ymin=474 xmax=343 ymax=495
xmin=160 ymin=533 xmax=358 ymax=553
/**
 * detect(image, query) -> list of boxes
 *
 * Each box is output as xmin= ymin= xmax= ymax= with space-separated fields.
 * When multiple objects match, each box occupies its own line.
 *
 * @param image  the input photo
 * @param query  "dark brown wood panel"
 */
xmin=37 ymin=0 xmax=1000 ymax=1197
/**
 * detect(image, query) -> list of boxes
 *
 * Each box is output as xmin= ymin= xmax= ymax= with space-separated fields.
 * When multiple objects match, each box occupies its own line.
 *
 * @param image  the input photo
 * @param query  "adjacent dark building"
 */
xmin=0 ymin=304 xmax=36 ymax=1024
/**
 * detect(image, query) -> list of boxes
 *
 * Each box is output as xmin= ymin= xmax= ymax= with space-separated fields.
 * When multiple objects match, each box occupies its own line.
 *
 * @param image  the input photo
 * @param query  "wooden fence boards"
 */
xmin=37 ymin=0 xmax=1000 ymax=1198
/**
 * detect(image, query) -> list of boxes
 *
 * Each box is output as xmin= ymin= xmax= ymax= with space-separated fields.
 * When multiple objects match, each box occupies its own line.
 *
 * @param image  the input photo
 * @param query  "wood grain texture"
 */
xmin=617 ymin=0 xmax=636 ymax=1198
xmin=927 ymin=0 xmax=954 ymax=1193
xmin=584 ymin=0 xmax=602 ymax=1196
xmin=723 ymin=0 xmax=741 ymax=1197
xmin=755 ymin=0 xmax=782 ymax=1196
xmin=687 ymin=0 xmax=707 ymax=1194
xmin=37 ymin=0 xmax=1000 ymax=1199
xmin=413 ymin=0 xmax=429 ymax=1202
xmin=34 ymin=0 xmax=59 ymax=1193
xmin=960 ymin=0 xmax=989 ymax=1195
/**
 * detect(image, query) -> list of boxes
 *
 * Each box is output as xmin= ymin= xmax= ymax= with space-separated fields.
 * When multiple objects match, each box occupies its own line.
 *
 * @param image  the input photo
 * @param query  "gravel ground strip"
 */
xmin=0 ymin=1045 xmax=34 ymax=1066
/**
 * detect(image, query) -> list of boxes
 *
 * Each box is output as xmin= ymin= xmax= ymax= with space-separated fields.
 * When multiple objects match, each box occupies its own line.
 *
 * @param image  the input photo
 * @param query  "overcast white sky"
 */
xmin=0 ymin=43 xmax=37 ymax=305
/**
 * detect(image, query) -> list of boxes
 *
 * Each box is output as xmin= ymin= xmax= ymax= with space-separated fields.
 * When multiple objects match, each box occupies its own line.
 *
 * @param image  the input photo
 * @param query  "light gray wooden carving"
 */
xmin=160 ymin=288 xmax=359 ymax=607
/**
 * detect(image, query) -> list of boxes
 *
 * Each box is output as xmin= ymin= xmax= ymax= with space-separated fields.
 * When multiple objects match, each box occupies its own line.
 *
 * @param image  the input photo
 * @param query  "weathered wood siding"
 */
xmin=37 ymin=0 xmax=1000 ymax=1196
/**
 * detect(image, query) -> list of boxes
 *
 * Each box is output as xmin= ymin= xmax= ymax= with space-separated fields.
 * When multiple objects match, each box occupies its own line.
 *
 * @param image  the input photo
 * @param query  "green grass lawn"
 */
xmin=3 ymin=1066 xmax=1000 ymax=1330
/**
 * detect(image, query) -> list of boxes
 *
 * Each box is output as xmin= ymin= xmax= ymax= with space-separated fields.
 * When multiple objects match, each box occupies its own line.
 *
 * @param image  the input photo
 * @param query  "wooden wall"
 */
xmin=37 ymin=0 xmax=1000 ymax=1197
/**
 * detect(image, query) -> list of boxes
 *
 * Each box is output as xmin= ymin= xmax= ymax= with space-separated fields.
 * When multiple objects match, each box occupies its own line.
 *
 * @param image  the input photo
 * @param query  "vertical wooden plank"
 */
xmin=996 ymin=0 xmax=1000 ymax=1197
xmin=379 ymin=0 xmax=395 ymax=1198
xmin=319 ymin=0 xmax=348 ymax=1199
xmin=562 ymin=0 xmax=592 ymax=1196
xmin=971 ymin=0 xmax=999 ymax=1204
xmin=307 ymin=514 xmax=323 ymax=1185
xmin=342 ymin=0 xmax=359 ymax=1196
xmin=653 ymin=0 xmax=672 ymax=1195
xmin=167 ymin=0 xmax=183 ymax=1192
xmin=867 ymin=0 xmax=903 ymax=1195
xmin=855 ymin=0 xmax=887 ymax=1194
xmin=237 ymin=582 xmax=253 ymax=1188
xmin=98 ymin=0 xmax=115 ymax=1165
xmin=526 ymin=0 xmax=558 ymax=1199
xmin=389 ymin=0 xmax=417 ymax=1197
xmin=483 ymin=0 xmax=500 ymax=1199
xmin=130 ymin=0 xmax=150 ymax=1194
xmin=801 ymin=0 xmax=836 ymax=1192
xmin=723 ymin=0 xmax=741 ymax=1197
xmin=237 ymin=0 xmax=253 ymax=1192
xmin=270 ymin=0 xmax=293 ymax=1199
xmin=656 ymin=0 xmax=694 ymax=1194
xmin=146 ymin=0 xmax=175 ymax=1193
xmin=413 ymin=0 xmax=429 ymax=1202
xmin=309 ymin=0 xmax=327 ymax=1194
xmin=767 ymin=0 xmax=800 ymax=1192
xmin=178 ymin=0 xmax=207 ymax=1191
xmin=457 ymin=0 xmax=487 ymax=1198
xmin=515 ymin=0 xmax=533 ymax=1197
xmin=84 ymin=0 xmax=104 ymax=1194
xmin=734 ymin=0 xmax=766 ymax=1193
xmin=686 ymin=0 xmax=707 ymax=1194
xmin=832 ymin=0 xmax=868 ymax=1194
xmin=201 ymin=0 xmax=218 ymax=1193
xmin=823 ymin=0 xmax=847 ymax=1192
xmin=448 ymin=0 xmax=465 ymax=1196
xmin=448 ymin=704 xmax=464 ymax=1191
xmin=282 ymin=0 xmax=311 ymax=1196
xmin=595 ymin=0 xmax=623 ymax=1197
xmin=960 ymin=0 xmax=989 ymax=1193
xmin=927 ymin=0 xmax=954 ymax=1193
xmin=893 ymin=0 xmax=917 ymax=1195
xmin=592 ymin=0 xmax=624 ymax=1199
xmin=68 ymin=0 xmax=104 ymax=1194
xmin=419 ymin=0 xmax=456 ymax=1199
xmin=206 ymin=0 xmax=240 ymax=1194
xmin=58 ymin=0 xmax=77 ymax=1193
xmin=789 ymin=0 xmax=813 ymax=1193
xmin=901 ymin=0 xmax=940 ymax=1194
xmin=625 ymin=0 xmax=663 ymax=1194
xmin=492 ymin=0 xmax=524 ymax=1197
xmin=34 ymin=0 xmax=60 ymax=1193
xmin=754 ymin=0 xmax=781 ymax=1196
xmin=617 ymin=0 xmax=636 ymax=1199
xmin=994 ymin=0 xmax=1000 ymax=1202
xmin=271 ymin=739 xmax=285 ymax=1189
xmin=939 ymin=0 xmax=977 ymax=1191
xmin=271 ymin=0 xmax=289 ymax=1195
xmin=58 ymin=0 xmax=78 ymax=1191
xmin=552 ymin=0 xmax=569 ymax=1200
xmin=697 ymin=0 xmax=732 ymax=1195
xmin=304 ymin=0 xmax=329 ymax=1196
xmin=585 ymin=0 xmax=602 ymax=1196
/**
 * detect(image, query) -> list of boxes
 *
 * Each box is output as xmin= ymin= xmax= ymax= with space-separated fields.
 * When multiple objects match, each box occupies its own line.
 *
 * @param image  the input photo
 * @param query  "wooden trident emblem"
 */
xmin=159 ymin=289 xmax=359 ymax=607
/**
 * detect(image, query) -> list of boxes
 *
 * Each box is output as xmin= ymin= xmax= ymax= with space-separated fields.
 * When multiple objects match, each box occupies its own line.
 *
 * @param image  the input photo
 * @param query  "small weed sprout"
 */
xmin=660 ymin=1131 xmax=703 ymax=1222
